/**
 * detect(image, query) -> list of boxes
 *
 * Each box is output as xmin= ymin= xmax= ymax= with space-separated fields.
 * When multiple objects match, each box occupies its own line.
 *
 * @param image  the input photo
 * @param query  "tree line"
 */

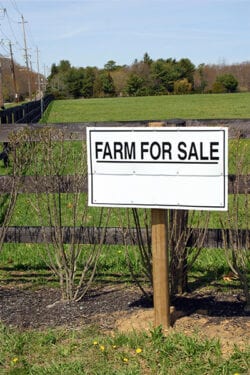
xmin=1 ymin=53 xmax=250 ymax=103
xmin=46 ymin=53 xmax=250 ymax=99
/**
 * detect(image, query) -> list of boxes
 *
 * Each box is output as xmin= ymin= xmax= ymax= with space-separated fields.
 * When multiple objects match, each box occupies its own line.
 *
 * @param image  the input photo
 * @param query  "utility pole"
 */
xmin=0 ymin=38 xmax=4 ymax=107
xmin=0 ymin=9 xmax=7 ymax=106
xmin=36 ymin=47 xmax=43 ymax=116
xmin=43 ymin=64 xmax=48 ymax=91
xmin=0 ymin=61 xmax=4 ymax=108
xmin=20 ymin=14 xmax=32 ymax=100
xmin=36 ymin=47 xmax=41 ymax=94
xmin=9 ymin=41 xmax=18 ymax=102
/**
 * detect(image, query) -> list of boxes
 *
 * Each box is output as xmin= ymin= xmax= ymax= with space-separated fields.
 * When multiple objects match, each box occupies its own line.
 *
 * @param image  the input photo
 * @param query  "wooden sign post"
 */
xmin=151 ymin=208 xmax=170 ymax=328
xmin=149 ymin=122 xmax=170 ymax=329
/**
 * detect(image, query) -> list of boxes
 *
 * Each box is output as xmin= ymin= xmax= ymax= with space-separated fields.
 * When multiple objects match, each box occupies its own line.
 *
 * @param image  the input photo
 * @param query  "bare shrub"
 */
xmin=122 ymin=207 xmax=210 ymax=297
xmin=0 ymin=185 xmax=18 ymax=251
xmin=12 ymin=128 xmax=110 ymax=302
xmin=169 ymin=210 xmax=210 ymax=295
xmin=220 ymin=137 xmax=249 ymax=311
xmin=125 ymin=208 xmax=152 ymax=297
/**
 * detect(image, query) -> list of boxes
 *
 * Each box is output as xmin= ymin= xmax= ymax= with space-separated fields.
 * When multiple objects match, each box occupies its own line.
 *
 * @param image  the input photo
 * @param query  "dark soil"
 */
xmin=0 ymin=284 xmax=249 ymax=330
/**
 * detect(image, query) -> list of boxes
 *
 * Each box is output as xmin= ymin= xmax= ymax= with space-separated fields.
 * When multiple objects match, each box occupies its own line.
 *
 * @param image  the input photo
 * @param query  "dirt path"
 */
xmin=115 ymin=308 xmax=250 ymax=356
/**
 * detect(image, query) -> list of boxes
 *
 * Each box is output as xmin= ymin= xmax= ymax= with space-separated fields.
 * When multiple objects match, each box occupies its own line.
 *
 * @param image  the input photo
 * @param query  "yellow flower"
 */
xmin=99 ymin=345 xmax=105 ymax=351
xmin=123 ymin=357 xmax=128 ymax=362
xmin=12 ymin=357 xmax=18 ymax=363
xmin=93 ymin=341 xmax=98 ymax=345
xmin=112 ymin=345 xmax=117 ymax=349
xmin=136 ymin=348 xmax=142 ymax=354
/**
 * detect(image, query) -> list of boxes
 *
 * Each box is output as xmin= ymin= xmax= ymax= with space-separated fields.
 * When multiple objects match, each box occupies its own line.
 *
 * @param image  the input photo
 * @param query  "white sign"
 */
xmin=87 ymin=127 xmax=228 ymax=210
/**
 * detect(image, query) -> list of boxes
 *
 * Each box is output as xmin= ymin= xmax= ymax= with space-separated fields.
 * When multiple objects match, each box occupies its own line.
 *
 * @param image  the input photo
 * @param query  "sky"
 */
xmin=0 ymin=0 xmax=249 ymax=75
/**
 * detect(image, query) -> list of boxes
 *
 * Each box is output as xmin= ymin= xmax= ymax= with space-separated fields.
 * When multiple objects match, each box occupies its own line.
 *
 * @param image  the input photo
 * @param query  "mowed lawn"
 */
xmin=44 ymin=92 xmax=250 ymax=122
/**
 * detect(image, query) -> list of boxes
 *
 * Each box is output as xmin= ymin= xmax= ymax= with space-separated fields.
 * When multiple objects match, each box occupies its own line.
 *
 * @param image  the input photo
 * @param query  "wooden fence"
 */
xmin=0 ymin=95 xmax=54 ymax=125
xmin=0 ymin=119 xmax=249 ymax=248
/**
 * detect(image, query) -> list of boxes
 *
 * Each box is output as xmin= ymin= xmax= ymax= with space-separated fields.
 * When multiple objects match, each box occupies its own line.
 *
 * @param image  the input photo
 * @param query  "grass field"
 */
xmin=43 ymin=93 xmax=250 ymax=122
xmin=1 ymin=322 xmax=249 ymax=375
xmin=0 ymin=94 xmax=249 ymax=374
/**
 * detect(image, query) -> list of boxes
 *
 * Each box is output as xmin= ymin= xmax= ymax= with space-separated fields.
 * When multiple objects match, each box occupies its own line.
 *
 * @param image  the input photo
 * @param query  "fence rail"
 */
xmin=1 ymin=226 xmax=248 ymax=248
xmin=0 ymin=95 xmax=54 ymax=125
xmin=0 ymin=119 xmax=249 ymax=142
xmin=0 ymin=119 xmax=249 ymax=248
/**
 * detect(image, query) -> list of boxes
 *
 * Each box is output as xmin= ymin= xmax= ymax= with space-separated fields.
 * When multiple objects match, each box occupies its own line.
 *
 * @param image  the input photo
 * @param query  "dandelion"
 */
xmin=12 ymin=357 xmax=18 ymax=363
xmin=93 ymin=341 xmax=98 ymax=345
xmin=136 ymin=348 xmax=142 ymax=354
xmin=123 ymin=357 xmax=129 ymax=362
xmin=112 ymin=345 xmax=117 ymax=349
xmin=99 ymin=345 xmax=105 ymax=351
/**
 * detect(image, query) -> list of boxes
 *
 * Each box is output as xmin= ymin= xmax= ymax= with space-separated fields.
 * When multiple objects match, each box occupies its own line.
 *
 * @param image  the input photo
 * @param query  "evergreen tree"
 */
xmin=215 ymin=73 xmax=238 ymax=93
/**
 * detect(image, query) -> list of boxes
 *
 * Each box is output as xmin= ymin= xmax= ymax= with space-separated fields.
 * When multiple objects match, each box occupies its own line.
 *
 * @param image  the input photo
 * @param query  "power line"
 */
xmin=0 ymin=0 xmax=45 ymax=101
xmin=9 ymin=40 xmax=18 ymax=101
xmin=0 ymin=6 xmax=22 ymax=65
xmin=0 ymin=7 xmax=5 ymax=19
xmin=0 ymin=1 xmax=48 ymax=105
xmin=0 ymin=23 xmax=9 ymax=61
xmin=0 ymin=61 xmax=4 ymax=106
xmin=8 ymin=0 xmax=37 ymax=51
xmin=5 ymin=9 xmax=22 ymax=48
xmin=6 ymin=3 xmax=38 ymax=69
xmin=0 ymin=23 xmax=13 ymax=48
xmin=9 ymin=0 xmax=22 ymax=16
xmin=0 ymin=37 xmax=10 ymax=57
xmin=26 ymin=22 xmax=36 ymax=48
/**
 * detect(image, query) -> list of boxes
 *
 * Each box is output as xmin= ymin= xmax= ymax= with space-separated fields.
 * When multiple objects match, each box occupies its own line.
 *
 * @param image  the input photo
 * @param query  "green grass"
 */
xmin=0 ymin=242 xmax=239 ymax=292
xmin=6 ymin=188 xmax=248 ymax=232
xmin=43 ymin=93 xmax=250 ymax=122
xmin=0 ymin=322 xmax=249 ymax=375
xmin=0 ymin=243 xmax=142 ymax=286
